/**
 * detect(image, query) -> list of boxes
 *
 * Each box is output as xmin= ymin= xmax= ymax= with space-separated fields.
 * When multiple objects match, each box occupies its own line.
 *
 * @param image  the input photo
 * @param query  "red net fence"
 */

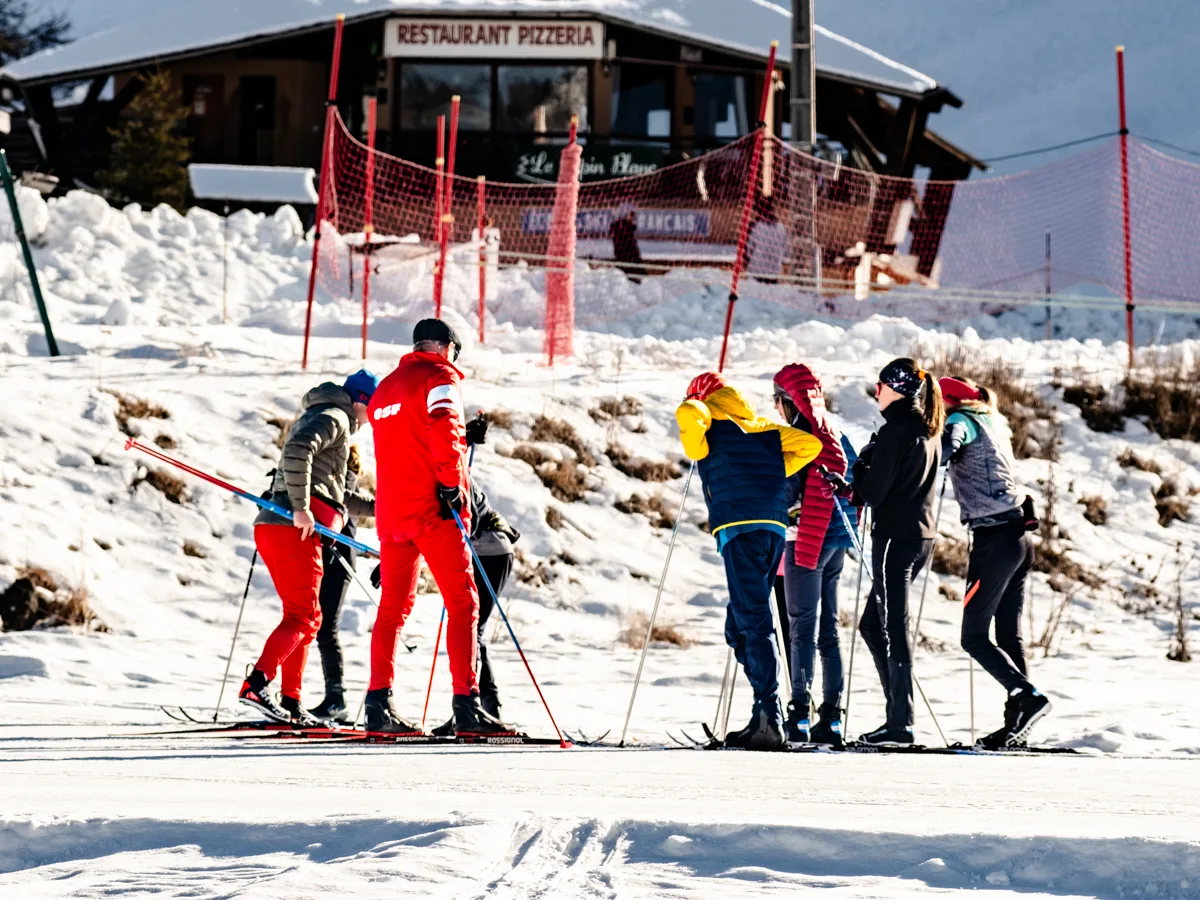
xmin=313 ymin=110 xmax=1200 ymax=354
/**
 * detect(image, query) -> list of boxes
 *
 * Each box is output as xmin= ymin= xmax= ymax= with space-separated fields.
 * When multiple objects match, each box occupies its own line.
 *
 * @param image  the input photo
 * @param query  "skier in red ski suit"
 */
xmin=365 ymin=319 xmax=510 ymax=735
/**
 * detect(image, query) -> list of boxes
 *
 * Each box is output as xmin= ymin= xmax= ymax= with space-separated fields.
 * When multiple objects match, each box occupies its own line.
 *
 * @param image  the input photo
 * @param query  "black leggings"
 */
xmin=314 ymin=538 xmax=356 ymax=696
xmin=961 ymin=521 xmax=1034 ymax=694
xmin=474 ymin=552 xmax=513 ymax=702
xmin=858 ymin=535 xmax=932 ymax=731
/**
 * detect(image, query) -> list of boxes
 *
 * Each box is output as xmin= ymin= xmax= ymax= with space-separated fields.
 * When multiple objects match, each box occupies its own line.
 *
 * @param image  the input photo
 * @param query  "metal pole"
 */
xmin=222 ymin=200 xmax=230 ymax=324
xmin=1044 ymin=229 xmax=1052 ymax=341
xmin=712 ymin=648 xmax=733 ymax=732
xmin=966 ymin=529 xmax=976 ymax=743
xmin=789 ymin=0 xmax=815 ymax=151
xmin=213 ymin=551 xmax=257 ymax=721
xmin=770 ymin=569 xmax=792 ymax=709
xmin=0 ymin=149 xmax=58 ymax=356
xmin=909 ymin=470 xmax=947 ymax=650
xmin=843 ymin=508 xmax=869 ymax=738
xmin=619 ymin=463 xmax=694 ymax=746
xmin=302 ymin=13 xmax=345 ymax=370
xmin=433 ymin=114 xmax=446 ymax=315
xmin=1116 ymin=45 xmax=1135 ymax=370
xmin=435 ymin=96 xmax=461 ymax=319
xmin=477 ymin=175 xmax=487 ymax=343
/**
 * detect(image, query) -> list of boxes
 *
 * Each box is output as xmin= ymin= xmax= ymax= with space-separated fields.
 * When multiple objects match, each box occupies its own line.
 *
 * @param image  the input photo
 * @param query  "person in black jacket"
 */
xmin=849 ymin=358 xmax=944 ymax=746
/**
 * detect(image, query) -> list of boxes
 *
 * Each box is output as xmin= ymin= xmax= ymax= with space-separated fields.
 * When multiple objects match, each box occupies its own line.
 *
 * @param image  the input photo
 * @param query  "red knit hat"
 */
xmin=939 ymin=376 xmax=983 ymax=407
xmin=685 ymin=372 xmax=726 ymax=401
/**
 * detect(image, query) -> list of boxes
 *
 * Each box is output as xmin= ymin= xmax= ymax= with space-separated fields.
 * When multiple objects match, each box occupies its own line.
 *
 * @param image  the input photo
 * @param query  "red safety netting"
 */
xmin=311 ymin=110 xmax=1200 ymax=359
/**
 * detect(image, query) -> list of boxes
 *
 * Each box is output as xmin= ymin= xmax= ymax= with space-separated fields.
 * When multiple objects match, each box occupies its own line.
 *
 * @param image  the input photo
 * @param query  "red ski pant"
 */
xmin=253 ymin=523 xmax=323 ymax=699
xmin=370 ymin=518 xmax=479 ymax=696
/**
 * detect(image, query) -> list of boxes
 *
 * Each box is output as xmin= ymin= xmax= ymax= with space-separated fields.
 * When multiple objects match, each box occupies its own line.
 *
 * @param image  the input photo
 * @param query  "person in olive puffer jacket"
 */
xmin=239 ymin=371 xmax=378 ymax=726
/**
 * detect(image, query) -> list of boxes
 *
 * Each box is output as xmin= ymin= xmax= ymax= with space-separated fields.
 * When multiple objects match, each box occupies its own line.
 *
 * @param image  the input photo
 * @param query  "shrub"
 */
xmin=484 ymin=408 xmax=513 ymax=430
xmin=266 ymin=415 xmax=292 ymax=449
xmin=97 ymin=70 xmax=190 ymax=209
xmin=606 ymin=443 xmax=680 ymax=482
xmin=529 ymin=415 xmax=596 ymax=466
xmin=102 ymin=389 xmax=170 ymax=437
xmin=1154 ymin=481 xmax=1190 ymax=528
xmin=1065 ymin=355 xmax=1200 ymax=441
xmin=153 ymin=434 xmax=177 ymax=450
xmin=1079 ymin=494 xmax=1108 ymax=526
xmin=590 ymin=396 xmax=643 ymax=422
xmin=619 ymin=610 xmax=693 ymax=649
xmin=138 ymin=468 xmax=188 ymax=504
xmin=931 ymin=535 xmax=968 ymax=579
xmin=2 ymin=566 xmax=108 ymax=632
xmin=615 ymin=493 xmax=675 ymax=529
xmin=507 ymin=444 xmax=590 ymax=502
xmin=1117 ymin=448 xmax=1162 ymax=475
xmin=182 ymin=541 xmax=206 ymax=558
xmin=545 ymin=507 xmax=564 ymax=530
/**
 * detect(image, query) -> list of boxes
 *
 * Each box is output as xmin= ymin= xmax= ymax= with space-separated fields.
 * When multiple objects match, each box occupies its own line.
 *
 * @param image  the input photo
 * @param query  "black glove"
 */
xmin=465 ymin=412 xmax=489 ymax=447
xmin=437 ymin=483 xmax=464 ymax=519
xmin=856 ymin=440 xmax=877 ymax=468
xmin=1022 ymin=495 xmax=1040 ymax=533
xmin=484 ymin=511 xmax=521 ymax=545
xmin=818 ymin=465 xmax=850 ymax=494
xmin=370 ymin=564 xmax=382 ymax=590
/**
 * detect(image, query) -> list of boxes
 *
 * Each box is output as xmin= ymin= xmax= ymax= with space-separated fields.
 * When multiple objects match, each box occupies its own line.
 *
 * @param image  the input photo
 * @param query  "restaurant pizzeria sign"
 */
xmin=385 ymin=19 xmax=604 ymax=59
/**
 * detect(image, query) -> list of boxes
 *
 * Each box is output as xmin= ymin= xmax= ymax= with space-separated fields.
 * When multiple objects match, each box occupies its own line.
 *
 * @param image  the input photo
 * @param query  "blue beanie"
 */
xmin=344 ymin=368 xmax=379 ymax=404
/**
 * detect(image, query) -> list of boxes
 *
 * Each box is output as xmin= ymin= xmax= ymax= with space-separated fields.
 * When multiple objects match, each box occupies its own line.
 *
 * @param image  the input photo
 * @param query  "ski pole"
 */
xmin=966 ymin=529 xmax=976 ymax=744
xmin=769 ymin=562 xmax=792 ymax=712
xmin=213 ymin=550 xmax=256 ymax=722
xmin=619 ymin=462 xmax=694 ymax=746
xmin=328 ymin=550 xmax=415 ymax=653
xmin=910 ymin=470 xmax=948 ymax=650
xmin=124 ymin=439 xmax=380 ymax=558
xmin=452 ymin=510 xmax=569 ymax=747
xmin=421 ymin=606 xmax=446 ymax=730
xmin=712 ymin=647 xmax=733 ymax=734
xmin=721 ymin=666 xmax=736 ymax=735
xmin=835 ymin=498 xmax=866 ymax=737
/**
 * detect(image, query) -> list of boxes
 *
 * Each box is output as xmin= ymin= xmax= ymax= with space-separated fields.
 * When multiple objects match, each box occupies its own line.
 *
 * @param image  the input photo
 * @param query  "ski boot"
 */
xmin=858 ymin=723 xmax=914 ymax=747
xmin=364 ymin=688 xmax=423 ymax=734
xmin=785 ymin=700 xmax=810 ymax=744
xmin=238 ymin=668 xmax=290 ymax=723
xmin=431 ymin=716 xmax=456 ymax=738
xmin=452 ymin=693 xmax=514 ymax=736
xmin=280 ymin=695 xmax=323 ymax=728
xmin=724 ymin=699 xmax=785 ymax=751
xmin=976 ymin=693 xmax=1022 ymax=750
xmin=809 ymin=702 xmax=845 ymax=749
xmin=1005 ymin=687 xmax=1051 ymax=745
xmin=309 ymin=691 xmax=352 ymax=725
xmin=480 ymin=690 xmax=502 ymax=721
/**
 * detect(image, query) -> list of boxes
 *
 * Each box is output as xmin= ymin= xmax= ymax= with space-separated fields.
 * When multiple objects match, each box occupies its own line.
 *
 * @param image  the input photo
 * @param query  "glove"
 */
xmin=1021 ymin=494 xmax=1040 ymax=533
xmin=370 ymin=564 xmax=382 ymax=590
xmin=437 ymin=482 xmax=464 ymax=520
xmin=818 ymin=465 xmax=850 ymax=494
xmin=465 ymin=412 xmax=489 ymax=447
xmin=856 ymin=440 xmax=876 ymax=468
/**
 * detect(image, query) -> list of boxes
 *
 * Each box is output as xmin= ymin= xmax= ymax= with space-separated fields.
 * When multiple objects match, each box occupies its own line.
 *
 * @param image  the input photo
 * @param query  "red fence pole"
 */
xmin=301 ymin=13 xmax=345 ymax=370
xmin=477 ymin=175 xmax=487 ymax=342
xmin=362 ymin=96 xmax=377 ymax=360
xmin=433 ymin=115 xmax=446 ymax=316
xmin=1117 ymin=45 xmax=1135 ymax=369
xmin=435 ymin=95 xmax=461 ymax=319
xmin=719 ymin=40 xmax=778 ymax=373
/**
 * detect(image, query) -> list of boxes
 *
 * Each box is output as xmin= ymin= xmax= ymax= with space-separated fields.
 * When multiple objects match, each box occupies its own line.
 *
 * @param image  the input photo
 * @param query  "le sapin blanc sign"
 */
xmin=385 ymin=19 xmax=603 ymax=59
xmin=514 ymin=148 xmax=663 ymax=183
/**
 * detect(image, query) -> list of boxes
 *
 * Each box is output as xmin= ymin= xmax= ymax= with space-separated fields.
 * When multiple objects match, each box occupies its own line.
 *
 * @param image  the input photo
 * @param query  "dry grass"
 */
xmin=182 ymin=541 xmax=206 ymax=559
xmin=153 ymin=434 xmax=177 ymax=450
xmin=615 ymin=493 xmax=676 ymax=529
xmin=3 ymin=567 xmax=108 ymax=632
xmin=484 ymin=408 xmax=513 ymax=430
xmin=938 ymin=583 xmax=962 ymax=604
xmin=917 ymin=631 xmax=949 ymax=654
xmin=17 ymin=565 xmax=58 ymax=593
xmin=590 ymin=396 xmax=643 ymax=423
xmin=1117 ymin=448 xmax=1162 ymax=475
xmin=606 ymin=444 xmax=680 ymax=482
xmin=93 ymin=538 xmax=112 ymax=551
xmin=529 ymin=415 xmax=597 ymax=467
xmin=931 ymin=535 xmax=969 ymax=579
xmin=39 ymin=585 xmax=109 ymax=632
xmin=137 ymin=468 xmax=188 ymax=504
xmin=1065 ymin=355 xmax=1200 ymax=440
xmin=1033 ymin=545 xmax=1106 ymax=591
xmin=507 ymin=444 xmax=591 ymax=502
xmin=266 ymin=415 xmax=292 ymax=449
xmin=545 ymin=507 xmax=565 ymax=530
xmin=102 ymin=389 xmax=170 ymax=437
xmin=619 ymin=610 xmax=694 ymax=649
xmin=913 ymin=342 xmax=1058 ymax=460
xmin=1079 ymin=494 xmax=1109 ymax=526
xmin=1154 ymin=481 xmax=1190 ymax=528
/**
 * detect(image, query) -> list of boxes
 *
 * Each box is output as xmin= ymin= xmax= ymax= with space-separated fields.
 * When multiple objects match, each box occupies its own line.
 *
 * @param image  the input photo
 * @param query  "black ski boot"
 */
xmin=725 ymin=699 xmax=785 ymax=751
xmin=431 ymin=716 xmax=456 ymax=737
xmin=809 ymin=702 xmax=845 ymax=748
xmin=976 ymin=694 xmax=1022 ymax=750
xmin=238 ymin=668 xmax=290 ymax=723
xmin=785 ymin=700 xmax=810 ymax=743
xmin=1005 ymin=687 xmax=1051 ymax=745
xmin=364 ymin=688 xmax=423 ymax=734
xmin=280 ymin=695 xmax=323 ymax=728
xmin=453 ymin=693 xmax=514 ymax=735
xmin=480 ymin=690 xmax=502 ymax=721
xmin=309 ymin=691 xmax=351 ymax=725
xmin=858 ymin=723 xmax=914 ymax=747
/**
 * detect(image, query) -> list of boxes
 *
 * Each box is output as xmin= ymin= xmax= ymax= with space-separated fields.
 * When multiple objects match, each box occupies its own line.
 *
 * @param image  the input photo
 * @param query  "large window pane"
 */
xmin=400 ymin=64 xmax=491 ymax=130
xmin=497 ymin=66 xmax=587 ymax=133
xmin=694 ymin=73 xmax=747 ymax=139
xmin=611 ymin=64 xmax=671 ymax=138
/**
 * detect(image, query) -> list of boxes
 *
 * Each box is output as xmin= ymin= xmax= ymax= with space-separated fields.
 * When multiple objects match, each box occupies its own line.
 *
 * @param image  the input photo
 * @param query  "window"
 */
xmin=497 ymin=66 xmax=588 ymax=133
xmin=611 ymin=64 xmax=671 ymax=138
xmin=400 ymin=64 xmax=491 ymax=130
xmin=694 ymin=73 xmax=747 ymax=140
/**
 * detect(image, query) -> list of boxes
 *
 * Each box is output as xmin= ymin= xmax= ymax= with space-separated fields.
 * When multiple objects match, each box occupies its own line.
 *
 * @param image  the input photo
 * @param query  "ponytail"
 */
xmin=977 ymin=385 xmax=998 ymax=409
xmin=922 ymin=372 xmax=945 ymax=438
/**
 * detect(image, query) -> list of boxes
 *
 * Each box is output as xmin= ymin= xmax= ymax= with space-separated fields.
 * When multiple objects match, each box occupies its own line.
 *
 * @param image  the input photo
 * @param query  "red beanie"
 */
xmin=939 ymin=376 xmax=982 ymax=407
xmin=685 ymin=372 xmax=726 ymax=401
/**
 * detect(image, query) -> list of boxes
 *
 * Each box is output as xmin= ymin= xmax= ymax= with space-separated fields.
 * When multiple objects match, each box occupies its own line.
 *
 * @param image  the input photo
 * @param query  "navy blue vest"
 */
xmin=697 ymin=419 xmax=789 ymax=536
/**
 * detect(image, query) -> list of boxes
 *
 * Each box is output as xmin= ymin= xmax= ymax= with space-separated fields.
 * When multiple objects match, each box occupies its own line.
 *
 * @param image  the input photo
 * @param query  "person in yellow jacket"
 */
xmin=677 ymin=372 xmax=821 ymax=749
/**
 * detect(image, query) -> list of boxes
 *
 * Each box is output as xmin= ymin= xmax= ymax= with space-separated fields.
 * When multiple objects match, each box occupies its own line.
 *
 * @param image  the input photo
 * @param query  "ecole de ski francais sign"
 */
xmin=385 ymin=19 xmax=604 ymax=59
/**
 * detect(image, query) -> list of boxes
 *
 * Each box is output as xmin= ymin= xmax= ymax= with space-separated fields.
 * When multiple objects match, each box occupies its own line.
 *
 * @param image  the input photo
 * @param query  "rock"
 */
xmin=0 ymin=578 xmax=41 ymax=631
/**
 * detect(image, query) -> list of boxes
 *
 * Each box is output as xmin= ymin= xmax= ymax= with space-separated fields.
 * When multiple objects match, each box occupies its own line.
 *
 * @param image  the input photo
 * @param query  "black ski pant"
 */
xmin=961 ymin=521 xmax=1035 ymax=695
xmin=858 ymin=535 xmax=931 ymax=732
xmin=315 ymin=537 xmax=356 ymax=698
xmin=473 ymin=551 xmax=513 ymax=704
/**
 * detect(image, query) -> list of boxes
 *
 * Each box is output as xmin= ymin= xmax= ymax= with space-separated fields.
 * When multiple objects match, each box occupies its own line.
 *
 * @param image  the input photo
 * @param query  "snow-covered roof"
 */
xmin=6 ymin=1 xmax=942 ymax=99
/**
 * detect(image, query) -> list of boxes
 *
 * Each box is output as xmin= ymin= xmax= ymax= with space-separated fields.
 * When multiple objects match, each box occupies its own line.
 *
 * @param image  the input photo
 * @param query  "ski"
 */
xmin=563 ymin=729 xmax=610 ymax=747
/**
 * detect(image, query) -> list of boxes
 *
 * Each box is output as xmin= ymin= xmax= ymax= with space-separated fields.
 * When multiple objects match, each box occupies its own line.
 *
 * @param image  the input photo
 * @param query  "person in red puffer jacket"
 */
xmin=365 ymin=318 xmax=509 ymax=736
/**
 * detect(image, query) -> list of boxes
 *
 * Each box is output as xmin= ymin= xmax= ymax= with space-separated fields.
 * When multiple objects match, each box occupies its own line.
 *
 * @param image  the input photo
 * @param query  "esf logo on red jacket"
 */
xmin=373 ymin=402 xmax=403 ymax=420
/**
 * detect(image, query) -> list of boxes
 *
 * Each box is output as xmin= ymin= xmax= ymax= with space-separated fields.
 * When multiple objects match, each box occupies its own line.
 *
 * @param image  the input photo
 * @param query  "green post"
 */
xmin=0 ymin=149 xmax=58 ymax=356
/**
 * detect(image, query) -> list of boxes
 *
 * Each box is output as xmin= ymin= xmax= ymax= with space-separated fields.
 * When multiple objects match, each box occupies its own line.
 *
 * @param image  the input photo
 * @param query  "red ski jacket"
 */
xmin=369 ymin=351 xmax=471 ymax=542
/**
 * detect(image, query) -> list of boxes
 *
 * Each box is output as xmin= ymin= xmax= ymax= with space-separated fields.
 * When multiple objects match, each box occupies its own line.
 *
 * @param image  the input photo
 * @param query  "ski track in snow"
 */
xmin=1 ymin=194 xmax=1200 ymax=897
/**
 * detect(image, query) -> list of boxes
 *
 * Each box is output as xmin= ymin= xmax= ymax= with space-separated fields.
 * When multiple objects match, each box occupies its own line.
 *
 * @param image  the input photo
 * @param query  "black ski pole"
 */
xmin=214 ymin=551 xmax=257 ymax=722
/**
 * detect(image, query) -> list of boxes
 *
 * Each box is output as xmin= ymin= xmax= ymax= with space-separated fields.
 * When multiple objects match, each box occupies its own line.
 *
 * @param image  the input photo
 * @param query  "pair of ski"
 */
xmin=667 ymin=722 xmax=1079 ymax=756
xmin=155 ymin=707 xmax=564 ymax=746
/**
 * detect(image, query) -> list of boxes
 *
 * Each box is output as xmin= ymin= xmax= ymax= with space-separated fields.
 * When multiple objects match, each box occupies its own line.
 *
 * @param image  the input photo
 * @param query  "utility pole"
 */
xmin=790 ymin=0 xmax=815 ymax=150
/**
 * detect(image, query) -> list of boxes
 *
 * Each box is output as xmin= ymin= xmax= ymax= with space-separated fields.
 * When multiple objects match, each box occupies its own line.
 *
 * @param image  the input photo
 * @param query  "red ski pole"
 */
xmin=420 ymin=606 xmax=446 ymax=729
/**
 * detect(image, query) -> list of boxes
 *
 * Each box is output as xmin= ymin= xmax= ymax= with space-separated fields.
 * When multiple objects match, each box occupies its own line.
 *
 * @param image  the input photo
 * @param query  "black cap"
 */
xmin=413 ymin=318 xmax=462 ymax=361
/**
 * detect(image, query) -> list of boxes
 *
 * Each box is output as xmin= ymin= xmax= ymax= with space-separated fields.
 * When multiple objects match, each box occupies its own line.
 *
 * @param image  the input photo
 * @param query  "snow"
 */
xmin=8 ymin=0 xmax=939 ymax=98
xmin=188 ymin=164 xmax=318 ymax=204
xmin=2 ymin=191 xmax=1200 ymax=896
